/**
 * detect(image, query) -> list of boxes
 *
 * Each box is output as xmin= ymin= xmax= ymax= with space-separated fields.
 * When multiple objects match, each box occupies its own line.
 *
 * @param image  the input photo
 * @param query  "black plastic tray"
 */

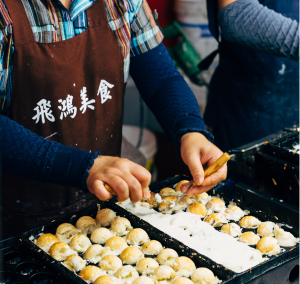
xmin=0 ymin=237 xmax=66 ymax=284
xmin=18 ymin=175 xmax=299 ymax=284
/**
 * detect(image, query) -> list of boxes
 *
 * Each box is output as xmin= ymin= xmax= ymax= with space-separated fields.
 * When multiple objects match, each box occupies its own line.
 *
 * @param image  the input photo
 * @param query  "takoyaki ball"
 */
xmin=172 ymin=277 xmax=194 ymax=284
xmin=224 ymin=206 xmax=246 ymax=222
xmin=99 ymin=255 xmax=122 ymax=274
xmin=274 ymin=225 xmax=299 ymax=247
xmin=79 ymin=266 xmax=105 ymax=283
xmin=91 ymin=228 xmax=114 ymax=244
xmin=76 ymin=216 xmax=97 ymax=235
xmin=105 ymin=236 xmax=128 ymax=255
xmin=56 ymin=223 xmax=81 ymax=244
xmin=63 ymin=255 xmax=86 ymax=272
xmin=191 ymin=268 xmax=220 ymax=284
xmin=204 ymin=213 xmax=227 ymax=227
xmin=187 ymin=202 xmax=207 ymax=217
xmin=120 ymin=247 xmax=144 ymax=265
xmin=69 ymin=235 xmax=92 ymax=253
xmin=178 ymin=196 xmax=193 ymax=206
xmin=114 ymin=265 xmax=139 ymax=282
xmin=157 ymin=248 xmax=178 ymax=266
xmin=49 ymin=242 xmax=77 ymax=261
xmin=94 ymin=275 xmax=116 ymax=284
xmin=141 ymin=240 xmax=163 ymax=256
xmin=158 ymin=196 xmax=177 ymax=211
xmin=205 ymin=198 xmax=225 ymax=212
xmin=84 ymin=244 xmax=112 ymax=264
xmin=175 ymin=180 xmax=190 ymax=192
xmin=238 ymin=232 xmax=260 ymax=245
xmin=193 ymin=192 xmax=210 ymax=205
xmin=221 ymin=223 xmax=242 ymax=237
xmin=172 ymin=256 xmax=196 ymax=277
xmin=239 ymin=216 xmax=261 ymax=229
xmin=132 ymin=276 xmax=155 ymax=284
xmin=142 ymin=192 xmax=158 ymax=207
xmin=257 ymin=222 xmax=275 ymax=237
xmin=136 ymin=258 xmax=159 ymax=275
xmin=256 ymin=236 xmax=281 ymax=255
xmin=36 ymin=233 xmax=58 ymax=253
xmin=110 ymin=216 xmax=132 ymax=236
xmin=126 ymin=228 xmax=149 ymax=246
xmin=96 ymin=209 xmax=117 ymax=227
xmin=159 ymin=188 xmax=176 ymax=197
xmin=152 ymin=265 xmax=176 ymax=281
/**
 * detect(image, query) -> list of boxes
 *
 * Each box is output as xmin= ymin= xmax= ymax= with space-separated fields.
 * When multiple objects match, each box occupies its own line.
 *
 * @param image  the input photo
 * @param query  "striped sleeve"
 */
xmin=129 ymin=0 xmax=164 ymax=57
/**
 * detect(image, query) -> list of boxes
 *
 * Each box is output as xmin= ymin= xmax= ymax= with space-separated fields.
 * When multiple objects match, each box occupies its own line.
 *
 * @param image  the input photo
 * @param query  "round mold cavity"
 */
xmin=29 ymin=272 xmax=64 ymax=284
xmin=16 ymin=261 xmax=43 ymax=280
xmin=0 ymin=271 xmax=17 ymax=284
xmin=3 ymin=251 xmax=28 ymax=266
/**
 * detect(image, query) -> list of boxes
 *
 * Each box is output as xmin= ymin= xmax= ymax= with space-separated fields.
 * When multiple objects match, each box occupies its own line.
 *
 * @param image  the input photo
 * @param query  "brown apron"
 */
xmin=1 ymin=0 xmax=124 ymax=237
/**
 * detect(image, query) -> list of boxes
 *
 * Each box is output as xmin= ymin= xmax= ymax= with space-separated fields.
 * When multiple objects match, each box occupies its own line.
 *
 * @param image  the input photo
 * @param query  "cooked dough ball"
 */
xmin=224 ymin=206 xmax=246 ymax=222
xmin=172 ymin=277 xmax=194 ymax=284
xmin=132 ymin=276 xmax=155 ymax=284
xmin=91 ymin=228 xmax=114 ymax=244
xmin=96 ymin=209 xmax=117 ymax=227
xmin=239 ymin=216 xmax=261 ymax=228
xmin=94 ymin=275 xmax=116 ymax=284
xmin=193 ymin=193 xmax=210 ymax=205
xmin=110 ymin=217 xmax=132 ymax=236
xmin=274 ymin=225 xmax=299 ymax=247
xmin=142 ymin=192 xmax=158 ymax=207
xmin=205 ymin=213 xmax=227 ymax=227
xmin=141 ymin=240 xmax=163 ymax=255
xmin=238 ymin=232 xmax=260 ymax=245
xmin=152 ymin=265 xmax=176 ymax=281
xmin=257 ymin=222 xmax=275 ymax=237
xmin=84 ymin=244 xmax=112 ymax=264
xmin=126 ymin=228 xmax=149 ymax=246
xmin=205 ymin=198 xmax=225 ymax=212
xmin=120 ymin=247 xmax=144 ymax=265
xmin=178 ymin=196 xmax=193 ymax=206
xmin=115 ymin=265 xmax=139 ymax=282
xmin=63 ymin=255 xmax=86 ymax=272
xmin=175 ymin=180 xmax=190 ymax=192
xmin=76 ymin=216 xmax=97 ymax=235
xmin=191 ymin=268 xmax=220 ymax=284
xmin=56 ymin=223 xmax=81 ymax=244
xmin=49 ymin=242 xmax=77 ymax=261
xmin=157 ymin=248 xmax=178 ymax=266
xmin=159 ymin=188 xmax=176 ymax=197
xmin=79 ymin=266 xmax=105 ymax=283
xmin=99 ymin=255 xmax=122 ymax=274
xmin=136 ymin=258 xmax=159 ymax=275
xmin=256 ymin=236 xmax=281 ymax=255
xmin=105 ymin=236 xmax=128 ymax=255
xmin=221 ymin=223 xmax=242 ymax=237
xmin=187 ymin=202 xmax=207 ymax=217
xmin=158 ymin=196 xmax=177 ymax=211
xmin=172 ymin=256 xmax=196 ymax=277
xmin=36 ymin=233 xmax=58 ymax=253
xmin=69 ymin=235 xmax=92 ymax=253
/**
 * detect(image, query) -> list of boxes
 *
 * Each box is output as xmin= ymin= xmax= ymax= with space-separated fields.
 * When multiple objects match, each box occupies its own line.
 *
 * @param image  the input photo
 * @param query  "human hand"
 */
xmin=180 ymin=132 xmax=227 ymax=197
xmin=86 ymin=156 xmax=151 ymax=203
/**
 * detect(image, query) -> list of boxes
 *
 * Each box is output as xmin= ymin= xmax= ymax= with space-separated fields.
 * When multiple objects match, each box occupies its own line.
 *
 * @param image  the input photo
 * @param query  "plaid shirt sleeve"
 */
xmin=129 ymin=0 xmax=164 ymax=57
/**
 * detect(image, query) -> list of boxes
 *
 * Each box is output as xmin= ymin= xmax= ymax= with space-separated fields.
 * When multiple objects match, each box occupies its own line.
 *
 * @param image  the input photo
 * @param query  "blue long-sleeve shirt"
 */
xmin=1 ymin=43 xmax=212 ymax=191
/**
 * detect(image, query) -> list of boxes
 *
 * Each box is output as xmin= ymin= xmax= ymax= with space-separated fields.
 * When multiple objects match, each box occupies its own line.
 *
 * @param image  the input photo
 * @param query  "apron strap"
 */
xmin=3 ymin=0 xmax=36 ymax=47
xmin=86 ymin=0 xmax=107 ymax=28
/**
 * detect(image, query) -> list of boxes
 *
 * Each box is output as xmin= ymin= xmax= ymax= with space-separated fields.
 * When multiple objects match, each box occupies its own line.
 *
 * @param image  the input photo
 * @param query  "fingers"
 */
xmin=91 ymin=180 xmax=113 ymax=201
xmin=180 ymin=181 xmax=193 ymax=194
xmin=121 ymin=173 xmax=143 ymax=203
xmin=184 ymin=151 xmax=205 ymax=186
xmin=186 ymin=183 xmax=216 ymax=197
xmin=101 ymin=175 xmax=129 ymax=202
xmin=202 ymin=164 xmax=227 ymax=187
xmin=129 ymin=163 xmax=152 ymax=198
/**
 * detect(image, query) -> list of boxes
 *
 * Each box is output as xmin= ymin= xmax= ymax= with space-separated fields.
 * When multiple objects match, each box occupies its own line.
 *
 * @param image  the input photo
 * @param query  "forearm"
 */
xmin=129 ymin=43 xmax=213 ymax=152
xmin=218 ymin=0 xmax=299 ymax=60
xmin=1 ymin=115 xmax=99 ymax=190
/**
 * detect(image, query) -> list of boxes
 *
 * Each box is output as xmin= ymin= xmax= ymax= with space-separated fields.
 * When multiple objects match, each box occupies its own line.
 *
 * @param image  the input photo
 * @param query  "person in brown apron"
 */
xmin=1 ymin=0 xmax=227 ymax=238
xmin=1 ymin=0 xmax=151 ymax=237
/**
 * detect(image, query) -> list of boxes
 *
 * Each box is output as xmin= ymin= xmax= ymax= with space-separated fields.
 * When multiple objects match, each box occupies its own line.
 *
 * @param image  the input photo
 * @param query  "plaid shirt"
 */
xmin=0 ymin=0 xmax=163 ymax=113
